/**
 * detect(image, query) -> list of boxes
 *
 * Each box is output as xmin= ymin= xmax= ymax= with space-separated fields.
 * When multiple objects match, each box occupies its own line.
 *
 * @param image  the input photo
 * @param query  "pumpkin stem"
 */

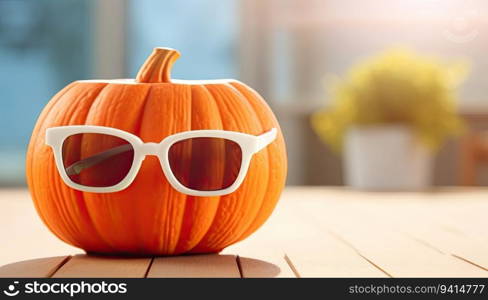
xmin=135 ymin=47 xmax=180 ymax=83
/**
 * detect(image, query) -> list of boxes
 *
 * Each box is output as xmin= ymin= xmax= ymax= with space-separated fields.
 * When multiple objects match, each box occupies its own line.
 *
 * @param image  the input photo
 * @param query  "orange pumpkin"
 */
xmin=26 ymin=47 xmax=287 ymax=255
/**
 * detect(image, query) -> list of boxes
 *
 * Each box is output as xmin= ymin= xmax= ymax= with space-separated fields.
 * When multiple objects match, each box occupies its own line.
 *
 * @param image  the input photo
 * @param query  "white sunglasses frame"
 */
xmin=45 ymin=125 xmax=277 ymax=196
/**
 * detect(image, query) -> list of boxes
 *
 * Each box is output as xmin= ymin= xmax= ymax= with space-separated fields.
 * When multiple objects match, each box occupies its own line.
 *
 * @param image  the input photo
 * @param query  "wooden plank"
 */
xmin=291 ymin=193 xmax=488 ymax=277
xmin=333 ymin=230 xmax=488 ymax=278
xmin=147 ymin=254 xmax=240 ymax=278
xmin=224 ymin=241 xmax=295 ymax=278
xmin=363 ymin=198 xmax=488 ymax=271
xmin=256 ymin=199 xmax=388 ymax=277
xmin=52 ymin=255 xmax=152 ymax=278
xmin=284 ymin=236 xmax=389 ymax=278
xmin=237 ymin=255 xmax=293 ymax=278
xmin=315 ymin=190 xmax=488 ymax=272
xmin=405 ymin=229 xmax=488 ymax=271
xmin=0 ymin=256 xmax=70 ymax=278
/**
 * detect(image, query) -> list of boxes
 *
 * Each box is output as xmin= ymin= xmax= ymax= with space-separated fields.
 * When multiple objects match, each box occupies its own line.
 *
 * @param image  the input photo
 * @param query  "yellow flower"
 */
xmin=311 ymin=48 xmax=469 ymax=153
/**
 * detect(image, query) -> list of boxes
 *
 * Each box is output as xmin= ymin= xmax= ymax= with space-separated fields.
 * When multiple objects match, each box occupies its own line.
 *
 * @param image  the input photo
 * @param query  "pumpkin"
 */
xmin=26 ymin=47 xmax=287 ymax=255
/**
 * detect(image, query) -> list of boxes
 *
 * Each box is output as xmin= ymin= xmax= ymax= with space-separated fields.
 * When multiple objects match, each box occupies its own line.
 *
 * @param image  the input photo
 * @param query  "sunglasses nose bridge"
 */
xmin=140 ymin=142 xmax=161 ymax=156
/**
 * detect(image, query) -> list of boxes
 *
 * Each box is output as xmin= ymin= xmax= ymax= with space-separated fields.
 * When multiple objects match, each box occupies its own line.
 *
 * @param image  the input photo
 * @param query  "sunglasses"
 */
xmin=45 ymin=125 xmax=277 ymax=196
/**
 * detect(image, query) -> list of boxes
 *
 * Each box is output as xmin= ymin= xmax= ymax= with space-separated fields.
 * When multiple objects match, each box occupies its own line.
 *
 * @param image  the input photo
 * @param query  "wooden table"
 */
xmin=1 ymin=187 xmax=488 ymax=278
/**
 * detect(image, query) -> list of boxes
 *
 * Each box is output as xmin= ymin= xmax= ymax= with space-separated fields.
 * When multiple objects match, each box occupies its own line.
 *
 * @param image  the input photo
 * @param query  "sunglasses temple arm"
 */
xmin=255 ymin=128 xmax=277 ymax=152
xmin=65 ymin=144 xmax=133 ymax=176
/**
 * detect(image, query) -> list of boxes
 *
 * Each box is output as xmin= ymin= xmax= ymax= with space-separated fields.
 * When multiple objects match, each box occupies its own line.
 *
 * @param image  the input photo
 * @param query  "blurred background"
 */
xmin=1 ymin=0 xmax=488 ymax=187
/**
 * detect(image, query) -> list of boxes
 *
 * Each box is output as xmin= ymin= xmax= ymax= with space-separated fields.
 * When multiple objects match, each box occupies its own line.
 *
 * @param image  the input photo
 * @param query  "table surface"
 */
xmin=1 ymin=187 xmax=488 ymax=278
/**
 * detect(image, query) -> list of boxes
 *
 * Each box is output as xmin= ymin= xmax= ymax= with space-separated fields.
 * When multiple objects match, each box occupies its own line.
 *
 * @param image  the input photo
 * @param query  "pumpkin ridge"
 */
xmin=189 ymin=84 xmax=265 ymax=251
xmin=188 ymin=85 xmax=239 ymax=251
xmin=174 ymin=85 xmax=224 ymax=253
xmin=75 ymin=83 xmax=123 ymax=252
xmin=37 ymin=84 xmax=109 ymax=248
xmin=186 ymin=84 xmax=226 ymax=253
xmin=173 ymin=195 xmax=193 ymax=254
xmin=224 ymin=83 xmax=270 ymax=244
xmin=158 ymin=86 xmax=174 ymax=253
xmin=83 ymin=83 xmax=155 ymax=252
xmin=132 ymin=86 xmax=153 ymax=140
xmin=47 ymin=86 xmax=105 ymax=242
xmin=229 ymin=82 xmax=287 ymax=239
xmin=136 ymin=84 xmax=190 ymax=254
xmin=129 ymin=85 xmax=157 ymax=253
xmin=160 ymin=87 xmax=173 ymax=253
xmin=27 ymin=83 xmax=78 ymax=233
xmin=47 ymin=157 xmax=81 ymax=246
xmin=40 ymin=83 xmax=115 ymax=251
xmin=166 ymin=85 xmax=191 ymax=254
xmin=202 ymin=84 xmax=267 ymax=247
xmin=133 ymin=86 xmax=168 ymax=253
xmin=58 ymin=84 xmax=117 ymax=250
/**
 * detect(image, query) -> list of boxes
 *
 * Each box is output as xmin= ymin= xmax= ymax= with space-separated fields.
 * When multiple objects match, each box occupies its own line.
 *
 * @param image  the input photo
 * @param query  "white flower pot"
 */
xmin=344 ymin=125 xmax=433 ymax=190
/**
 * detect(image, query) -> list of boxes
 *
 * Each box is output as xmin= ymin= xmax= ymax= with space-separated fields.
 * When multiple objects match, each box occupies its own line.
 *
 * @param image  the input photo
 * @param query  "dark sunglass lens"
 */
xmin=62 ymin=133 xmax=134 ymax=188
xmin=168 ymin=137 xmax=242 ymax=191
